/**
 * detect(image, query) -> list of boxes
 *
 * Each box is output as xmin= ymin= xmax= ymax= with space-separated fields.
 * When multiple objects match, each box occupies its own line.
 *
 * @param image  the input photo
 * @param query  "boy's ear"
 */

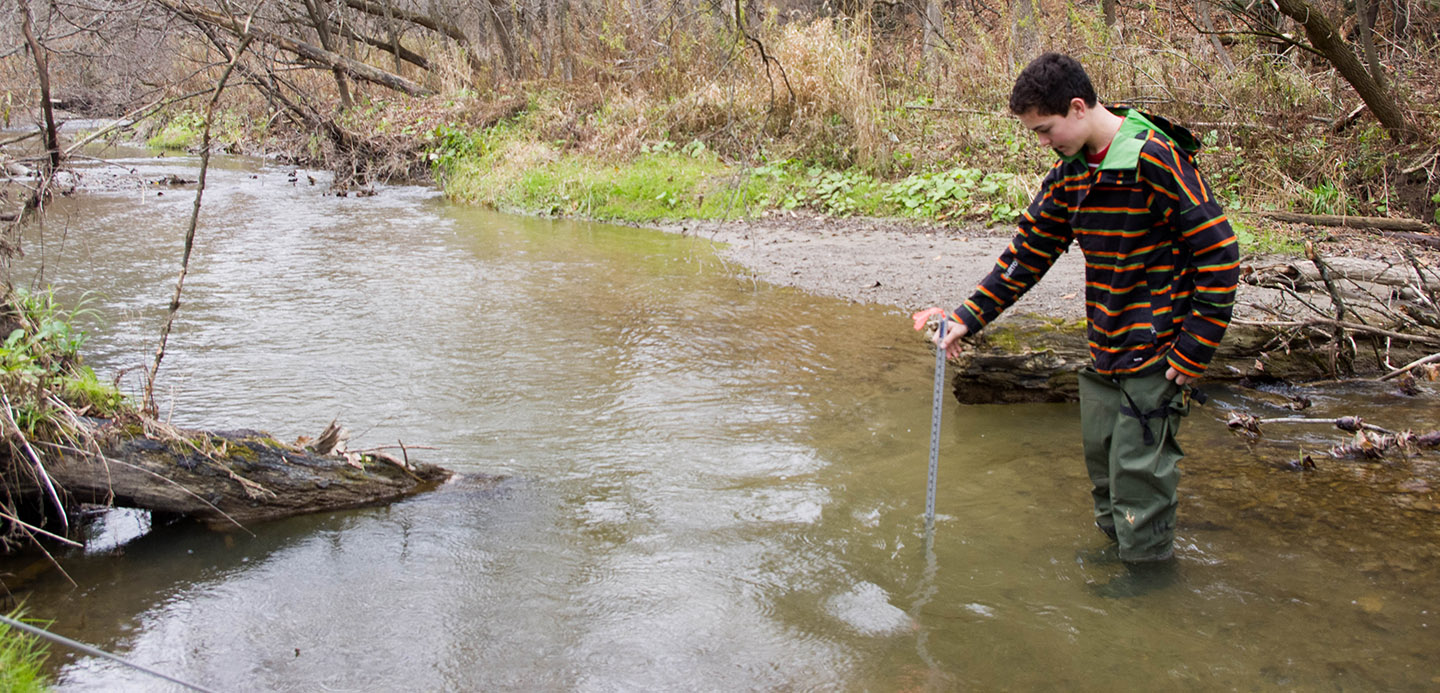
xmin=1069 ymin=97 xmax=1089 ymax=117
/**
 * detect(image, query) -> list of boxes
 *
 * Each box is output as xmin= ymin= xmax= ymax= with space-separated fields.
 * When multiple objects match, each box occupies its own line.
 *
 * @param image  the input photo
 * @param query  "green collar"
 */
xmin=1060 ymin=107 xmax=1162 ymax=170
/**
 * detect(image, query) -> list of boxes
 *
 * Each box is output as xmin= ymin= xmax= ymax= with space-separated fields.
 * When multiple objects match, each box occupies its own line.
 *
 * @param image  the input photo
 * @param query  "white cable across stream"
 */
xmin=0 ymin=613 xmax=220 ymax=693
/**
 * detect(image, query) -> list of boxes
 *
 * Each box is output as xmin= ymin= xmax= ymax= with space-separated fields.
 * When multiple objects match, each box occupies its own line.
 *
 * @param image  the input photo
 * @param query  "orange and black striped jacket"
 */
xmin=955 ymin=108 xmax=1240 ymax=378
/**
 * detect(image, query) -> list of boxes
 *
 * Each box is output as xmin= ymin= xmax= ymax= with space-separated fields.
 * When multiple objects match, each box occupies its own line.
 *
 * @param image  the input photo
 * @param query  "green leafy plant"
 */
xmin=1303 ymin=180 xmax=1344 ymax=216
xmin=793 ymin=169 xmax=875 ymax=217
xmin=1 ymin=288 xmax=125 ymax=433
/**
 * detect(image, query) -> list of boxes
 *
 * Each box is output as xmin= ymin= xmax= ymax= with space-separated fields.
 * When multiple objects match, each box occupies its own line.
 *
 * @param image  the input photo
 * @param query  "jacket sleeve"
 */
xmin=954 ymin=164 xmax=1076 ymax=335
xmin=1139 ymin=143 xmax=1241 ymax=377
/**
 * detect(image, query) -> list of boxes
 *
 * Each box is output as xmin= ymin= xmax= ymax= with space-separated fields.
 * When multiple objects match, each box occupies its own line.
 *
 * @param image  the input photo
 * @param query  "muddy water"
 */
xmin=5 ymin=145 xmax=1440 ymax=691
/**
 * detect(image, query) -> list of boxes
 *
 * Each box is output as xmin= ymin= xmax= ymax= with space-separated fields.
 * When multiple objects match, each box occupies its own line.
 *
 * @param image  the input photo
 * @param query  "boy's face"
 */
xmin=1017 ymin=98 xmax=1090 ymax=158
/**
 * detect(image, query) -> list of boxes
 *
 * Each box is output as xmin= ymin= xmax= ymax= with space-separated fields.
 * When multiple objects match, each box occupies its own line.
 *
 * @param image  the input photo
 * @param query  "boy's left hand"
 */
xmin=1166 ymin=367 xmax=1195 ymax=386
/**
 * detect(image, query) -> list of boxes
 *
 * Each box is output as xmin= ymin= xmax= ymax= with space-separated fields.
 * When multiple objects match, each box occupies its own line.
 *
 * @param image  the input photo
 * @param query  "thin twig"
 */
xmin=1376 ymin=352 xmax=1440 ymax=381
xmin=0 ymin=508 xmax=82 ymax=547
xmin=1 ymin=394 xmax=68 ymax=532
xmin=144 ymin=34 xmax=255 ymax=413
xmin=1252 ymin=416 xmax=1395 ymax=435
xmin=62 ymin=88 xmax=214 ymax=156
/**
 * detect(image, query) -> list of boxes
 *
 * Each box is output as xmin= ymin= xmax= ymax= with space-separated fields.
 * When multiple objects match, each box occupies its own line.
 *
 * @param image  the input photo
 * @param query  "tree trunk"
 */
xmin=17 ymin=0 xmax=59 ymax=175
xmin=1354 ymin=0 xmax=1385 ymax=91
xmin=328 ymin=19 xmax=431 ymax=70
xmin=338 ymin=0 xmax=486 ymax=74
xmin=302 ymin=0 xmax=355 ymax=109
xmin=485 ymin=0 xmax=520 ymax=78
xmin=922 ymin=0 xmax=945 ymax=68
xmin=559 ymin=0 xmax=573 ymax=81
xmin=1102 ymin=0 xmax=1116 ymax=26
xmin=1010 ymin=0 xmax=1039 ymax=69
xmin=154 ymin=0 xmax=433 ymax=96
xmin=1391 ymin=0 xmax=1410 ymax=40
xmin=1257 ymin=210 xmax=1431 ymax=232
xmin=1270 ymin=0 xmax=1414 ymax=142
xmin=540 ymin=0 xmax=553 ymax=77
xmin=1196 ymin=0 xmax=1236 ymax=72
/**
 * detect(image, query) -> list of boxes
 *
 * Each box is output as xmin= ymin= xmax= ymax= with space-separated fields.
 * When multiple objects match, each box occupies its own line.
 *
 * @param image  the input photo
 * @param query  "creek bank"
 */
xmin=653 ymin=213 xmax=1440 ymax=403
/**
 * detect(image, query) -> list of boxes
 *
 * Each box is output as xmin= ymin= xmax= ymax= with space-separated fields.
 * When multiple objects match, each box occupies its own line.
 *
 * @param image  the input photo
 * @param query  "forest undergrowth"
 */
xmin=4 ymin=2 xmax=1433 ymax=247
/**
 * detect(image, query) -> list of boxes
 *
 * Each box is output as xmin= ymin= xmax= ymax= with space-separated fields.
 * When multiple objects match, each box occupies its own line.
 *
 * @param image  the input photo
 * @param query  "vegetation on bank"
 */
xmin=0 ymin=612 xmax=53 ymax=693
xmin=405 ymin=11 xmax=1435 ymax=236
xmin=1 ymin=286 xmax=128 ymax=552
xmin=1 ymin=288 xmax=126 ymax=434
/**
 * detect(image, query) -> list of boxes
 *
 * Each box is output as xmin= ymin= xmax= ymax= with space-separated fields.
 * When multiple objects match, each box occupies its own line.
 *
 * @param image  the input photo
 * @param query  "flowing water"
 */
xmin=4 ymin=144 xmax=1439 ymax=691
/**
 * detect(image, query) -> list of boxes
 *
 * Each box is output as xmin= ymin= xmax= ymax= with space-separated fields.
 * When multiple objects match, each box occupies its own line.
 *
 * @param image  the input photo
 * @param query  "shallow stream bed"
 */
xmin=4 ymin=145 xmax=1439 ymax=691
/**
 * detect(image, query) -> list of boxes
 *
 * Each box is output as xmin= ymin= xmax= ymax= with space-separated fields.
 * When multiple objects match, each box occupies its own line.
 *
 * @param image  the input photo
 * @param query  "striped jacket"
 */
xmin=954 ymin=108 xmax=1241 ymax=378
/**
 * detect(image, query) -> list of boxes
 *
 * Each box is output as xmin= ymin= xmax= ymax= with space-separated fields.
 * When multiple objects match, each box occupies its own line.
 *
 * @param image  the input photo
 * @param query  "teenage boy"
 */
xmin=916 ymin=53 xmax=1240 ymax=573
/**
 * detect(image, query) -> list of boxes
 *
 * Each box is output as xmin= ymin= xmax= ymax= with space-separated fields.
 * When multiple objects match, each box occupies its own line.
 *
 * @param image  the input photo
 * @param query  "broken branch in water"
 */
xmin=1377 ymin=352 xmax=1440 ymax=381
xmin=1226 ymin=413 xmax=1396 ymax=436
xmin=1226 ymin=412 xmax=1440 ymax=469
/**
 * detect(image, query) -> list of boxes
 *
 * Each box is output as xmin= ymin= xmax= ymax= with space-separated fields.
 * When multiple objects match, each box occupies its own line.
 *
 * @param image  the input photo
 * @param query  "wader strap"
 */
xmin=1115 ymin=379 xmax=1169 ymax=446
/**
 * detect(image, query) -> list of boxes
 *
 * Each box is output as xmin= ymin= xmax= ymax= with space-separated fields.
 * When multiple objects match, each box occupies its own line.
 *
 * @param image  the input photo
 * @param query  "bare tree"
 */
xmin=299 ymin=0 xmax=356 ymax=108
xmin=15 ymin=0 xmax=60 ymax=175
xmin=1010 ymin=0 xmax=1038 ymax=69
xmin=1222 ymin=0 xmax=1415 ymax=142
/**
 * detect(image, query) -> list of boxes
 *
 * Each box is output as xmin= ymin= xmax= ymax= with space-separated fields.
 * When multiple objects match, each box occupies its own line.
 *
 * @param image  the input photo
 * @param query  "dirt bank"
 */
xmin=659 ymin=212 xmax=1087 ymax=320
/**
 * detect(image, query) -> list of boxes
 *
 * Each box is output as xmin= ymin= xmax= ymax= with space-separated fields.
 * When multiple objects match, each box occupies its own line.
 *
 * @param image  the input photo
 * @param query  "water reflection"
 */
xmin=3 ymin=146 xmax=1438 ymax=690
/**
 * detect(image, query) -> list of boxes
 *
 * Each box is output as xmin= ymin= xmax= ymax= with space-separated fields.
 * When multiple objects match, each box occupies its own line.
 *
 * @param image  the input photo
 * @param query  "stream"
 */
xmin=4 ymin=143 xmax=1439 ymax=691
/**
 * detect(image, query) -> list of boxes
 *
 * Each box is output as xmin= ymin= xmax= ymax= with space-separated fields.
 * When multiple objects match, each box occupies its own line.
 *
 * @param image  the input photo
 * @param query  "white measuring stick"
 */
xmin=926 ymin=318 xmax=947 ymax=528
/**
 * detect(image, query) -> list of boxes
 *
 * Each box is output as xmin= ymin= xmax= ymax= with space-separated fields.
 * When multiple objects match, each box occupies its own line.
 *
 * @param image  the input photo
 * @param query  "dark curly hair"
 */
xmin=1008 ymin=53 xmax=1098 ymax=116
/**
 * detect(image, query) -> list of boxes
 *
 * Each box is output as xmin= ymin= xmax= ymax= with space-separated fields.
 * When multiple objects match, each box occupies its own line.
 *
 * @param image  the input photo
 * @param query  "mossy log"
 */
xmin=948 ymin=309 xmax=1431 ymax=404
xmin=15 ymin=422 xmax=452 ymax=529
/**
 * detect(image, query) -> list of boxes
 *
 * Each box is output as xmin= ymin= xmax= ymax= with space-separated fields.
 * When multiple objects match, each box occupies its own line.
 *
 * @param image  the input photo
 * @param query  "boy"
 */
xmin=917 ymin=53 xmax=1240 ymax=574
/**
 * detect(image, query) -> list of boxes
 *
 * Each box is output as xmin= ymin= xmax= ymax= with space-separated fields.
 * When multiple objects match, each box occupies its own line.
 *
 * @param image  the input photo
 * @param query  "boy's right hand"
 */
xmin=938 ymin=320 xmax=968 ymax=359
xmin=911 ymin=307 xmax=970 ymax=359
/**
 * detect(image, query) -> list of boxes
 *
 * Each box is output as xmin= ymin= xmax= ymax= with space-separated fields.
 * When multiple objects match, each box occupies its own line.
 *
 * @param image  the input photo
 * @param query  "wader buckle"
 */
xmin=1115 ymin=379 xmax=1169 ymax=447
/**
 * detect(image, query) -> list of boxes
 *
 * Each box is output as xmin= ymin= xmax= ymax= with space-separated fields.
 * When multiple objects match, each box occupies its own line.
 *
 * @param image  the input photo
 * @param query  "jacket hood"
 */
xmin=1063 ymin=106 xmax=1203 ymax=171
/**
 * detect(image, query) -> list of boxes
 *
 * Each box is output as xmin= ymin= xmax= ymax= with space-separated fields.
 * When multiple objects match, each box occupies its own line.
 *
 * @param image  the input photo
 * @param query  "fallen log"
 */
xmin=13 ymin=419 xmax=454 ymax=530
xmin=944 ymin=303 xmax=1435 ymax=403
xmin=1257 ymin=211 xmax=1433 ymax=233
xmin=1245 ymin=256 xmax=1440 ymax=292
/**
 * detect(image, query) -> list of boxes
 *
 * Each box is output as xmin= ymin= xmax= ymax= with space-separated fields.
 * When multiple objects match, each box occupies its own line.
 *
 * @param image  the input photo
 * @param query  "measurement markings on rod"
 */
xmin=926 ymin=319 xmax=946 ymax=526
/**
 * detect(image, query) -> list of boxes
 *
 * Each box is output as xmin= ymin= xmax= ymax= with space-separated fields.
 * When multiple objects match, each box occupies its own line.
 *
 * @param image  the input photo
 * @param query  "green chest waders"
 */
xmin=1077 ymin=368 xmax=1198 ymax=563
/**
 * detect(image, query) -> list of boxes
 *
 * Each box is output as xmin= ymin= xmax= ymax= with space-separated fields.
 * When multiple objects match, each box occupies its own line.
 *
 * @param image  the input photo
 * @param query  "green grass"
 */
xmin=145 ymin=110 xmax=248 ymax=152
xmin=432 ymin=119 xmax=1034 ymax=227
xmin=1233 ymin=216 xmax=1305 ymax=256
xmin=146 ymin=111 xmax=205 ymax=150
xmin=437 ymin=128 xmax=774 ymax=222
xmin=0 ymin=613 xmax=53 ymax=693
